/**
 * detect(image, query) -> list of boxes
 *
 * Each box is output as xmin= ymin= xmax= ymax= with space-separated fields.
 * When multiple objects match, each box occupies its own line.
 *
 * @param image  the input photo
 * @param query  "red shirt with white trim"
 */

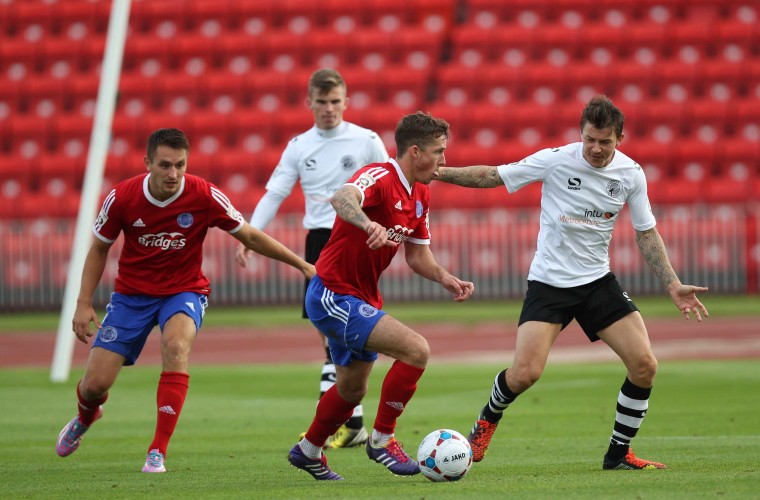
xmin=316 ymin=159 xmax=431 ymax=308
xmin=93 ymin=173 xmax=245 ymax=296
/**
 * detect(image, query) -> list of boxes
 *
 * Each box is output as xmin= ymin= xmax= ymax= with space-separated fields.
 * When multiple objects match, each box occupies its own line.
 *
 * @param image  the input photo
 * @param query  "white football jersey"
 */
xmin=498 ymin=142 xmax=656 ymax=288
xmin=255 ymin=121 xmax=389 ymax=230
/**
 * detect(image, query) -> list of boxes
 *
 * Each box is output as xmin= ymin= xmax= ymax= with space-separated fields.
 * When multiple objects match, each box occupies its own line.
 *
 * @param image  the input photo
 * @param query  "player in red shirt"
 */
xmin=55 ymin=128 xmax=315 ymax=473
xmin=287 ymin=112 xmax=475 ymax=480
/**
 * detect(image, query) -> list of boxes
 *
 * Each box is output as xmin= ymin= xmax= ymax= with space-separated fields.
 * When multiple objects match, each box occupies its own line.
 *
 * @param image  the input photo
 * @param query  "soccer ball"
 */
xmin=417 ymin=429 xmax=473 ymax=482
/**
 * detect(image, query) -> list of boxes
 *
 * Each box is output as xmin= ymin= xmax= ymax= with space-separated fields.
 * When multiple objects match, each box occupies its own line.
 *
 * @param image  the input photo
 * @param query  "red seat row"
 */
xmin=436 ymin=59 xmax=760 ymax=103
xmin=452 ymin=20 xmax=757 ymax=63
xmin=466 ymin=0 xmax=755 ymax=23
xmin=1 ymin=0 xmax=457 ymax=37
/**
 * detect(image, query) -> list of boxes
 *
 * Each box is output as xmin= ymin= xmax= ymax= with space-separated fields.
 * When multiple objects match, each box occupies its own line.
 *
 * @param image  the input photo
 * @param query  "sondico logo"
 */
xmin=138 ymin=232 xmax=187 ymax=250
xmin=387 ymin=225 xmax=413 ymax=243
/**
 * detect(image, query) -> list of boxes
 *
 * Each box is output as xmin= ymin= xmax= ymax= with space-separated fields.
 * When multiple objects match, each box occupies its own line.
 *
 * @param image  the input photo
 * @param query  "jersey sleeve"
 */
xmin=92 ymin=188 xmax=122 ymax=243
xmin=347 ymin=164 xmax=391 ymax=208
xmin=249 ymin=189 xmax=286 ymax=230
xmin=498 ymin=147 xmax=554 ymax=193
xmin=264 ymin=141 xmax=300 ymax=198
xmin=627 ymin=167 xmax=657 ymax=231
xmin=208 ymin=184 xmax=246 ymax=233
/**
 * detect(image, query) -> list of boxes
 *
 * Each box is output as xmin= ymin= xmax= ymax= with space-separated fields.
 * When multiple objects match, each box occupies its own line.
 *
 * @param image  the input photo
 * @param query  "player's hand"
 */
xmin=364 ymin=221 xmax=397 ymax=250
xmin=441 ymin=275 xmax=475 ymax=302
xmin=235 ymin=243 xmax=253 ymax=267
xmin=668 ymin=283 xmax=709 ymax=321
xmin=302 ymin=263 xmax=316 ymax=280
xmin=72 ymin=303 xmax=101 ymax=344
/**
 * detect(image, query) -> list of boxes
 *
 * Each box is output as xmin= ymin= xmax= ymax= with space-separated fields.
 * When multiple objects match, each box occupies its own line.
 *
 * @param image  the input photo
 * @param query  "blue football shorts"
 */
xmin=92 ymin=291 xmax=208 ymax=365
xmin=304 ymin=275 xmax=385 ymax=366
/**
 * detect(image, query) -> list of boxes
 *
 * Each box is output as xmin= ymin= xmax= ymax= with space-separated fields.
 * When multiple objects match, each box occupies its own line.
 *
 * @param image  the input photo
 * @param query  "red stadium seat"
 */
xmin=230 ymin=108 xmax=283 ymax=148
xmin=702 ymin=176 xmax=752 ymax=204
xmin=22 ymin=76 xmax=69 ymax=114
xmin=197 ymin=71 xmax=250 ymax=108
xmin=669 ymin=22 xmax=713 ymax=52
xmin=0 ymin=38 xmax=39 ymax=74
xmin=56 ymin=1 xmax=111 ymax=36
xmin=175 ymin=34 xmax=223 ymax=71
xmin=658 ymin=178 xmax=703 ymax=205
xmin=51 ymin=114 xmax=93 ymax=151
xmin=123 ymin=35 xmax=174 ymax=73
xmin=130 ymin=0 xmax=192 ymax=34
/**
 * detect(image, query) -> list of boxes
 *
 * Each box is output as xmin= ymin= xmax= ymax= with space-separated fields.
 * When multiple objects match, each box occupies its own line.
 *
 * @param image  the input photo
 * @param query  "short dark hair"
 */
xmin=580 ymin=95 xmax=624 ymax=138
xmin=146 ymin=128 xmax=190 ymax=160
xmin=308 ymin=68 xmax=346 ymax=97
xmin=395 ymin=111 xmax=450 ymax=157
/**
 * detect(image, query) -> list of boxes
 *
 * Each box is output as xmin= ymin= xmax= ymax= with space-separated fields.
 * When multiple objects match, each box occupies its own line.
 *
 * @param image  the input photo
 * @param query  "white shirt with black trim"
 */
xmin=497 ymin=142 xmax=656 ymax=288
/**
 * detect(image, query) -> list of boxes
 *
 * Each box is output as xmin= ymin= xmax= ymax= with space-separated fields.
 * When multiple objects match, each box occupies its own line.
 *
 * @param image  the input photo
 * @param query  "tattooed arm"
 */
xmin=330 ymin=185 xmax=396 ymax=250
xmin=434 ymin=166 xmax=505 ymax=188
xmin=635 ymin=226 xmax=709 ymax=321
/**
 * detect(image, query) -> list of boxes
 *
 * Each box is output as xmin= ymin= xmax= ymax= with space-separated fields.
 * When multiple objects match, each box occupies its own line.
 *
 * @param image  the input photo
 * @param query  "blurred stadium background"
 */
xmin=0 ymin=0 xmax=758 ymax=310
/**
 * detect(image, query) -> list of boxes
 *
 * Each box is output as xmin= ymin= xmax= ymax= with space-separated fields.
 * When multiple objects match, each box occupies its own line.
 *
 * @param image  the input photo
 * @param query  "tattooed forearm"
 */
xmin=437 ymin=166 xmax=504 ymax=188
xmin=636 ymin=227 xmax=678 ymax=287
xmin=331 ymin=187 xmax=370 ymax=230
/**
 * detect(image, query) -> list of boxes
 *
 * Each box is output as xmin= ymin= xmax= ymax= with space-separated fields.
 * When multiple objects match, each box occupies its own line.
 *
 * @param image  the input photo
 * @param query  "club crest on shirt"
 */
xmin=416 ymin=201 xmax=423 ymax=218
xmin=359 ymin=304 xmax=378 ymax=317
xmin=606 ymin=180 xmax=623 ymax=198
xmin=340 ymin=155 xmax=357 ymax=171
xmin=177 ymin=212 xmax=193 ymax=228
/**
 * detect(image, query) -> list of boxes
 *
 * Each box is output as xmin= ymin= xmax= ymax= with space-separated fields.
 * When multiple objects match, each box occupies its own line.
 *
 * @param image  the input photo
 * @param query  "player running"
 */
xmin=55 ymin=128 xmax=315 ymax=472
xmin=287 ymin=112 xmax=474 ymax=480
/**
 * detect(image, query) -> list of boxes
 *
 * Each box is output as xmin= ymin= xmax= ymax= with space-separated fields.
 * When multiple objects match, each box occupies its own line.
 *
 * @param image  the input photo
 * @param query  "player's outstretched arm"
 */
xmin=434 ymin=166 xmax=504 ymax=188
xmin=233 ymin=224 xmax=316 ymax=280
xmin=72 ymin=239 xmax=111 ymax=344
xmin=635 ymin=226 xmax=709 ymax=321
xmin=331 ymin=185 xmax=396 ymax=250
xmin=404 ymin=243 xmax=474 ymax=302
xmin=235 ymin=190 xmax=287 ymax=268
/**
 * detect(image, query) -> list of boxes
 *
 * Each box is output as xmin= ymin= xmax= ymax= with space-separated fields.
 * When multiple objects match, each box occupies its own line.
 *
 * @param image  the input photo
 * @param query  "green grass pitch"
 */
xmin=3 ymin=295 xmax=759 ymax=331
xmin=1 ymin=360 xmax=758 ymax=498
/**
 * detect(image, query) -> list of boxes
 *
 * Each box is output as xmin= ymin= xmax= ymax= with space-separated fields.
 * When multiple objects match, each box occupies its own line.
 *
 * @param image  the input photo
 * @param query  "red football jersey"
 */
xmin=93 ymin=173 xmax=245 ymax=296
xmin=316 ymin=160 xmax=431 ymax=308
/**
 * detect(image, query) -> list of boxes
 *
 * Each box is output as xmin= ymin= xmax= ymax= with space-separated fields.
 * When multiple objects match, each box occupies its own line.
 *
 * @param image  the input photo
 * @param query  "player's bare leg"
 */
xmin=469 ymin=321 xmax=561 ymax=461
xmin=56 ymin=348 xmax=123 ymax=457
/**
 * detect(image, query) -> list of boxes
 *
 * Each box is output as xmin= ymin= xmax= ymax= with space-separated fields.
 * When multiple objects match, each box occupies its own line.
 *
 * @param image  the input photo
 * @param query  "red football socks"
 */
xmin=148 ymin=371 xmax=189 ymax=456
xmin=373 ymin=360 xmax=425 ymax=435
xmin=305 ymin=385 xmax=356 ymax=447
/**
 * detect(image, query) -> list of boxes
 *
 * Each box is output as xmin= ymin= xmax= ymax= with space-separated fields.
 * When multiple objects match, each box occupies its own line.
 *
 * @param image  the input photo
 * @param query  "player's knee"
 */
xmin=161 ymin=338 xmax=192 ymax=364
xmin=629 ymin=354 xmax=658 ymax=387
xmin=337 ymin=383 xmax=367 ymax=403
xmin=79 ymin=377 xmax=110 ymax=399
xmin=405 ymin=336 xmax=429 ymax=368
xmin=506 ymin=365 xmax=542 ymax=393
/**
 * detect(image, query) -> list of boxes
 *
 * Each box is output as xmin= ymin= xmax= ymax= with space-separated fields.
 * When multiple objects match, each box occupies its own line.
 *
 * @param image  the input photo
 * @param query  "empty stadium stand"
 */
xmin=0 ymin=0 xmax=758 ymax=219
